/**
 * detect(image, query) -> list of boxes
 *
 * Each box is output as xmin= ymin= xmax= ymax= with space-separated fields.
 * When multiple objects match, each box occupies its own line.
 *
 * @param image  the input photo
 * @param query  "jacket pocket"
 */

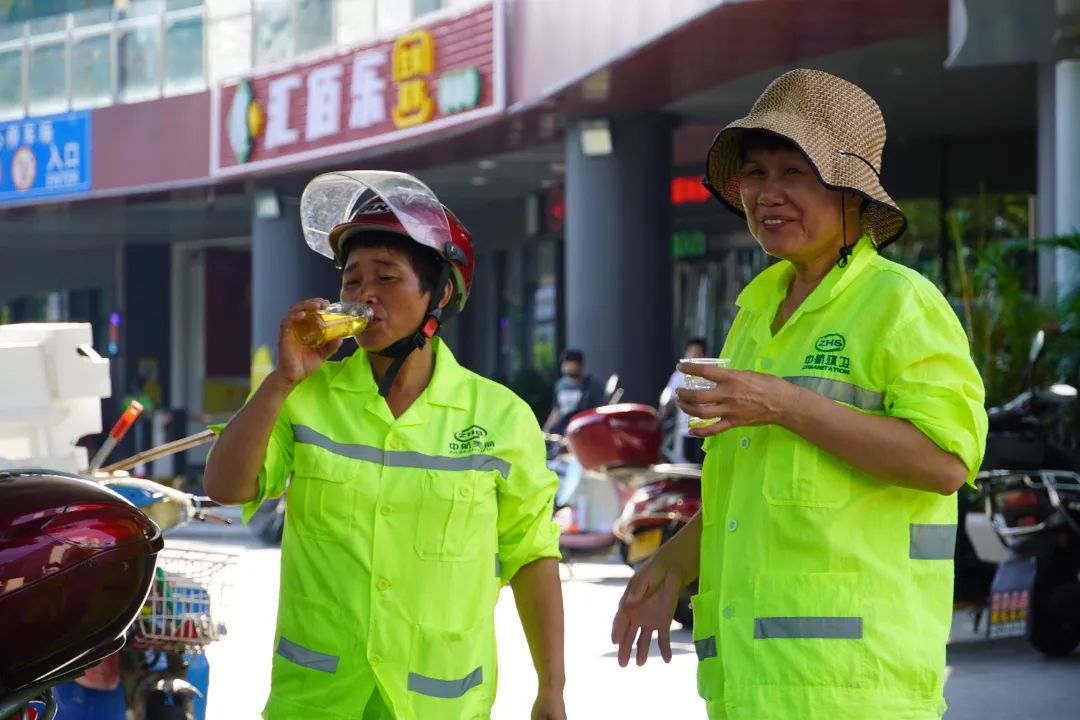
xmin=751 ymin=571 xmax=870 ymax=689
xmin=271 ymin=593 xmax=348 ymax=703
xmin=691 ymin=590 xmax=722 ymax=701
xmin=290 ymin=472 xmax=355 ymax=540
xmin=415 ymin=471 xmax=495 ymax=561
xmin=762 ymin=428 xmax=851 ymax=508
xmin=407 ymin=620 xmax=493 ymax=719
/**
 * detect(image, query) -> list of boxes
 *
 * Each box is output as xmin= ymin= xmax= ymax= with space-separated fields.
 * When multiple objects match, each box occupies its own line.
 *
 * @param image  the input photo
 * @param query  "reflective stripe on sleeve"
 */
xmin=784 ymin=376 xmax=884 ymax=412
xmin=909 ymin=523 xmax=957 ymax=560
xmin=695 ymin=636 xmax=717 ymax=660
xmin=293 ymin=424 xmax=511 ymax=478
xmin=407 ymin=667 xmax=483 ymax=698
xmin=754 ymin=617 xmax=863 ymax=639
xmin=276 ymin=637 xmax=340 ymax=673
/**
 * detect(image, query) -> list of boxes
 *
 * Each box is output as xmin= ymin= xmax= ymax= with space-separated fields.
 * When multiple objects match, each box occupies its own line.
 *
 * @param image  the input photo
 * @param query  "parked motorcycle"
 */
xmin=969 ymin=331 xmax=1080 ymax=656
xmin=59 ymin=477 xmax=234 ymax=720
xmin=546 ymin=375 xmax=634 ymax=561
xmin=0 ymin=469 xmax=164 ymax=720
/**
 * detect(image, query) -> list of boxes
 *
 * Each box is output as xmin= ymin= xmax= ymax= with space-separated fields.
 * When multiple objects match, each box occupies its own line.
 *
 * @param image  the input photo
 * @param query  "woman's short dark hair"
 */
xmin=737 ymin=130 xmax=802 ymax=164
xmin=340 ymin=230 xmax=446 ymax=297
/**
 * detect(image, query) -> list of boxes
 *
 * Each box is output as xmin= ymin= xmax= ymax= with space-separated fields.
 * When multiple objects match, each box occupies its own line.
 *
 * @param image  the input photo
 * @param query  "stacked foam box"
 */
xmin=0 ymin=323 xmax=111 ymax=474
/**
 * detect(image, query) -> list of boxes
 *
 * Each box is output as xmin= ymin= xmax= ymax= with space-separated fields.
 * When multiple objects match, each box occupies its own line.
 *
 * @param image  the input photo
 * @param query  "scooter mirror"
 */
xmin=1029 ymin=330 xmax=1046 ymax=365
xmin=605 ymin=374 xmax=621 ymax=401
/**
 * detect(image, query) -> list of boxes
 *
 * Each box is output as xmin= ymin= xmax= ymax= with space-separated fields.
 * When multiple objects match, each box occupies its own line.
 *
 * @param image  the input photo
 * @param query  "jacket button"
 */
xmin=458 ymin=485 xmax=472 ymax=498
xmin=761 ymin=358 xmax=773 ymax=370
xmin=380 ymin=505 xmax=393 ymax=516
xmin=723 ymin=605 xmax=734 ymax=619
xmin=739 ymin=437 xmax=750 ymax=449
xmin=727 ymin=519 xmax=738 ymax=532
xmin=377 ymin=579 xmax=391 ymax=591
xmin=371 ymin=654 xmax=383 ymax=664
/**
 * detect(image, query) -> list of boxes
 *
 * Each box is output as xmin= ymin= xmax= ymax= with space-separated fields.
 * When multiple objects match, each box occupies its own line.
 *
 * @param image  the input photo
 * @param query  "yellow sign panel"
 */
xmin=392 ymin=30 xmax=435 ymax=81
xmin=392 ymin=29 xmax=436 ymax=128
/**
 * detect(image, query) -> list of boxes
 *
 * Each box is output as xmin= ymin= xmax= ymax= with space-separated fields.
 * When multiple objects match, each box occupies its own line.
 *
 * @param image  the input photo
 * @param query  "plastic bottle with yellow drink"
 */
xmin=294 ymin=302 xmax=375 ymax=346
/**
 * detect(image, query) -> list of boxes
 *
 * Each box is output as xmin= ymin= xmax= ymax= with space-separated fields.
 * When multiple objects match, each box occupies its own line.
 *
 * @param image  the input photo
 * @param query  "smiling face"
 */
xmin=338 ymin=232 xmax=449 ymax=352
xmin=737 ymin=136 xmax=858 ymax=267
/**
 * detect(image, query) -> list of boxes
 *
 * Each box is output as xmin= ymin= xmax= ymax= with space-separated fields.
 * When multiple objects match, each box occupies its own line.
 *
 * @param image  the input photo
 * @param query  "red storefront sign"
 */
xmin=211 ymin=2 xmax=503 ymax=176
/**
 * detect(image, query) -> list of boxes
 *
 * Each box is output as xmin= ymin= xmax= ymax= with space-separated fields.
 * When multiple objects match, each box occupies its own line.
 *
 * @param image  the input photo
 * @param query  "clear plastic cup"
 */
xmin=294 ymin=302 xmax=374 ymax=346
xmin=682 ymin=357 xmax=731 ymax=428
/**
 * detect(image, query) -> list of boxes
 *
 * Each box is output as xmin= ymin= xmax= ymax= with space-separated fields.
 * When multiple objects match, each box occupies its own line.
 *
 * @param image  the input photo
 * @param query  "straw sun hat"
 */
xmin=704 ymin=68 xmax=907 ymax=250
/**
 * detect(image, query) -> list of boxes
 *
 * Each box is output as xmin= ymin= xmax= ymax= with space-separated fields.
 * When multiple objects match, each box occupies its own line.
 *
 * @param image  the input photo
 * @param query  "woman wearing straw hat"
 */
xmin=611 ymin=69 xmax=987 ymax=719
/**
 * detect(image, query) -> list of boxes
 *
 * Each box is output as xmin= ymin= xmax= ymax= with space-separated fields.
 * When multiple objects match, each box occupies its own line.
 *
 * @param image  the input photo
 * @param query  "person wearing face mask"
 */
xmin=542 ymin=348 xmax=606 ymax=437
xmin=611 ymin=70 xmax=987 ymax=719
xmin=204 ymin=172 xmax=566 ymax=720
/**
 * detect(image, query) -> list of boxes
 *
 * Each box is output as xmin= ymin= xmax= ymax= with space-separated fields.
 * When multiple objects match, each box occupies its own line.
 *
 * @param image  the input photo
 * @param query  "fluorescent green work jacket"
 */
xmin=695 ymin=238 xmax=987 ymax=719
xmin=238 ymin=339 xmax=560 ymax=719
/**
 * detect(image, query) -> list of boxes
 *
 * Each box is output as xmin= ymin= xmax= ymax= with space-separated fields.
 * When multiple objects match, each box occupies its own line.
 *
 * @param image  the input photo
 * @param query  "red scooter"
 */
xmin=0 ymin=469 xmax=164 ymax=720
xmin=552 ymin=399 xmax=703 ymax=628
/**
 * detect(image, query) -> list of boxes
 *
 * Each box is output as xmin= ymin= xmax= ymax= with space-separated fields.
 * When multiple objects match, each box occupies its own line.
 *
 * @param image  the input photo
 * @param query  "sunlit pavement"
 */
xmin=171 ymin=514 xmax=1078 ymax=719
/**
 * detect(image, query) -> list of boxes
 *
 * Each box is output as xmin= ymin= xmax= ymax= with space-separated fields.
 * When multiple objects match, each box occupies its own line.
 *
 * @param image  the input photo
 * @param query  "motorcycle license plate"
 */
xmin=987 ymin=558 xmax=1036 ymax=640
xmin=627 ymin=528 xmax=664 ymax=565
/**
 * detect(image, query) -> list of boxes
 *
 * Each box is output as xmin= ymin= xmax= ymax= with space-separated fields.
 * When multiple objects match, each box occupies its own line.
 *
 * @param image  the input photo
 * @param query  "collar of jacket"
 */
xmin=329 ymin=337 xmax=470 ymax=412
xmin=736 ymin=235 xmax=876 ymax=319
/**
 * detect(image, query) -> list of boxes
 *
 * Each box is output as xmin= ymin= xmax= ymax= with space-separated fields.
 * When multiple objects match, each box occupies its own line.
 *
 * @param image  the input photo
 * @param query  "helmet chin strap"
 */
xmin=372 ymin=264 xmax=455 ymax=398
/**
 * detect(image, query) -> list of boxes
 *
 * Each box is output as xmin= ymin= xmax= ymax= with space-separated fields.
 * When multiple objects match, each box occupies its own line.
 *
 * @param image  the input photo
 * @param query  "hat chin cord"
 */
xmin=372 ymin=264 xmax=456 ymax=398
xmin=838 ymin=193 xmax=854 ymax=269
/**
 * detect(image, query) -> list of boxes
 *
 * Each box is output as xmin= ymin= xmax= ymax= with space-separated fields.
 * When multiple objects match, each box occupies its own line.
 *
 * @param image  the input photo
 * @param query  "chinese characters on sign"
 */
xmin=215 ymin=3 xmax=498 ymax=174
xmin=0 ymin=111 xmax=92 ymax=202
xmin=392 ymin=30 xmax=435 ymax=128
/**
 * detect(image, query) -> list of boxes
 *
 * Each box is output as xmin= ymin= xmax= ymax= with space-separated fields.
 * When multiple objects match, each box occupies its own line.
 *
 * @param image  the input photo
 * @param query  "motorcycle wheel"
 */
xmin=144 ymin=689 xmax=195 ymax=720
xmin=145 ymin=702 xmax=193 ymax=720
xmin=1028 ymin=556 xmax=1080 ymax=657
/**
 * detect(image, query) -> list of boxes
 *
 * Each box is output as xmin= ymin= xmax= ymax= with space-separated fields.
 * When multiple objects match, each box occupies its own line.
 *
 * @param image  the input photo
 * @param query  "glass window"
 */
xmin=73 ymin=7 xmax=116 ymax=27
xmin=71 ymin=33 xmax=112 ymax=108
xmin=167 ymin=0 xmax=204 ymax=10
xmin=253 ymin=0 xmax=292 ymax=68
xmin=118 ymin=20 xmax=160 ymax=102
xmin=413 ymin=0 xmax=443 ymax=16
xmin=164 ymin=15 xmax=205 ymax=94
xmin=335 ymin=0 xmax=375 ymax=47
xmin=206 ymin=11 xmax=251 ymax=83
xmin=125 ymin=0 xmax=165 ymax=19
xmin=28 ymin=15 xmax=67 ymax=36
xmin=376 ymin=0 xmax=411 ymax=33
xmin=0 ymin=22 xmax=27 ymax=42
xmin=295 ymin=0 xmax=332 ymax=56
xmin=0 ymin=49 xmax=24 ymax=118
xmin=28 ymin=41 xmax=67 ymax=115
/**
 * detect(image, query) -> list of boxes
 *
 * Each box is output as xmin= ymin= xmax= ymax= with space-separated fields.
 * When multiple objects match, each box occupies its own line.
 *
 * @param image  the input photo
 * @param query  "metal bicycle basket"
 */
xmin=132 ymin=547 xmax=236 ymax=654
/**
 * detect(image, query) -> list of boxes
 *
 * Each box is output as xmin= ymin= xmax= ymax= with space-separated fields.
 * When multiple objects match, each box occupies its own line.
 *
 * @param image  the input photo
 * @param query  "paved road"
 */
xmin=171 ymin=515 xmax=1078 ymax=719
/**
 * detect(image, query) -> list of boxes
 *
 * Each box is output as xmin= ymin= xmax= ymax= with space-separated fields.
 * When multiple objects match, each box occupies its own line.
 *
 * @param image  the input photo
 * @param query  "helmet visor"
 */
xmin=300 ymin=170 xmax=451 ymax=260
